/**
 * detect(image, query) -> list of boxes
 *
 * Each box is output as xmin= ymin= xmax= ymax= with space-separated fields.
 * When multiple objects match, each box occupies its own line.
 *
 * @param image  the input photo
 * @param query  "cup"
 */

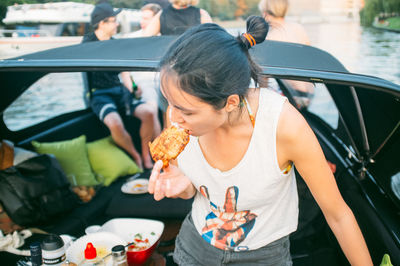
xmin=85 ymin=225 xmax=101 ymax=235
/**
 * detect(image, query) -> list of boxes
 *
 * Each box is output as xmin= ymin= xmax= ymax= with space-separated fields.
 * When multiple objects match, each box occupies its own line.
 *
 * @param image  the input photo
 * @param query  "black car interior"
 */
xmin=0 ymin=68 xmax=399 ymax=266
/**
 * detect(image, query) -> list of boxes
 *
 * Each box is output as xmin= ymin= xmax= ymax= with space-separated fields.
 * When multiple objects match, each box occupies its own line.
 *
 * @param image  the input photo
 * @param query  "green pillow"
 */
xmin=87 ymin=136 xmax=142 ymax=186
xmin=380 ymin=254 xmax=393 ymax=266
xmin=32 ymin=135 xmax=98 ymax=186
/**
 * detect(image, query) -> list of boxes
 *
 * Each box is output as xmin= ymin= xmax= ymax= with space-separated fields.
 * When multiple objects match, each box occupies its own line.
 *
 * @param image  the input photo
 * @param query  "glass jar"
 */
xmin=111 ymin=245 xmax=128 ymax=266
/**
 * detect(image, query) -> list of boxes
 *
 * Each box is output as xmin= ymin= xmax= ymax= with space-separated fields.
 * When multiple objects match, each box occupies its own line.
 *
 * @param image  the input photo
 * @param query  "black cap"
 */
xmin=91 ymin=2 xmax=122 ymax=26
xmin=41 ymin=234 xmax=64 ymax=251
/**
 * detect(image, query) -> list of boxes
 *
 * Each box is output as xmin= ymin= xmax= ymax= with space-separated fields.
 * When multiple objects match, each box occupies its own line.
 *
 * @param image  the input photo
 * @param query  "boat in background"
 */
xmin=0 ymin=1 xmax=141 ymax=59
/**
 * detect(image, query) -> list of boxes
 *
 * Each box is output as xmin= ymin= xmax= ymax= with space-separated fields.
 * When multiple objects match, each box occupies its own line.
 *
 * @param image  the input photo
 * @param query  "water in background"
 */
xmin=3 ymin=21 xmax=400 ymax=130
xmin=305 ymin=22 xmax=400 ymax=84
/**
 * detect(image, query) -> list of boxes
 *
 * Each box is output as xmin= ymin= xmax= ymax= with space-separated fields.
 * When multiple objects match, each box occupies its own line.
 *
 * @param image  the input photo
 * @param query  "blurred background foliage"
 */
xmin=360 ymin=0 xmax=400 ymax=26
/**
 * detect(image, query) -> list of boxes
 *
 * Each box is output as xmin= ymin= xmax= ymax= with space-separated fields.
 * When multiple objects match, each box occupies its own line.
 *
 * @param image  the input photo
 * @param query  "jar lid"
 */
xmin=41 ymin=234 xmax=64 ymax=251
xmin=111 ymin=245 xmax=126 ymax=256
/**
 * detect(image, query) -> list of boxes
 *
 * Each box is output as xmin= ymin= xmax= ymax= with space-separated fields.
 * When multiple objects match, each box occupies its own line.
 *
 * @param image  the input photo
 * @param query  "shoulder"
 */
xmin=287 ymin=22 xmax=310 ymax=45
xmin=200 ymin=8 xmax=212 ymax=23
xmin=276 ymin=101 xmax=308 ymax=145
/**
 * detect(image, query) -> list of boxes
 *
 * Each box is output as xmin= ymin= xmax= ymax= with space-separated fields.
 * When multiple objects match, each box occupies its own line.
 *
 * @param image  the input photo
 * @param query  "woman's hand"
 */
xmin=148 ymin=160 xmax=195 ymax=201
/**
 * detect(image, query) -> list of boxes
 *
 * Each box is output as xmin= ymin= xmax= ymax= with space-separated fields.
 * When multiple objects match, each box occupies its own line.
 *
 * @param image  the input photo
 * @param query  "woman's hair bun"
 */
xmin=238 ymin=15 xmax=269 ymax=49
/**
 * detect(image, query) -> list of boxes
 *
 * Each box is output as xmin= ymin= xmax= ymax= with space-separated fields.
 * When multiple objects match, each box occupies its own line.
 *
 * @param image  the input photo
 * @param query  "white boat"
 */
xmin=0 ymin=2 xmax=141 ymax=59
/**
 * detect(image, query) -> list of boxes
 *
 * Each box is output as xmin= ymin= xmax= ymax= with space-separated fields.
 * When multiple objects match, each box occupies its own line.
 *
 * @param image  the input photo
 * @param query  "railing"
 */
xmin=0 ymin=29 xmax=52 ymax=38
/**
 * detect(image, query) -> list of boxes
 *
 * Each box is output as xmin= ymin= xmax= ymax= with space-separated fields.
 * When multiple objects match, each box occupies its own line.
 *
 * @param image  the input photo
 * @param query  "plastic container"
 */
xmin=81 ymin=242 xmax=105 ymax=266
xmin=41 ymin=234 xmax=66 ymax=266
xmin=99 ymin=218 xmax=163 ymax=266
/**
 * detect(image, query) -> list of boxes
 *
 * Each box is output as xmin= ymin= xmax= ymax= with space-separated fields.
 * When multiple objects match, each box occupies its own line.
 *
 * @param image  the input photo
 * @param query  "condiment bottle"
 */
xmin=30 ymin=242 xmax=42 ymax=266
xmin=81 ymin=242 xmax=105 ymax=266
xmin=111 ymin=245 xmax=128 ymax=266
xmin=41 ymin=234 xmax=66 ymax=266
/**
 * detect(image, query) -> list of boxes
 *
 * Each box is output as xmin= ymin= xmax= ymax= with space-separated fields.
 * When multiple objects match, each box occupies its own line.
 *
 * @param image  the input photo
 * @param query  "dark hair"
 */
xmin=160 ymin=16 xmax=269 ymax=110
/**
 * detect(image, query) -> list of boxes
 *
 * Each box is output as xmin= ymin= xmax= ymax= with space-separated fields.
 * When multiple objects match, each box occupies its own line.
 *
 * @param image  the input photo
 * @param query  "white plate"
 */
xmin=121 ymin=178 xmax=149 ymax=194
xmin=100 ymin=218 xmax=164 ymax=247
xmin=66 ymin=232 xmax=126 ymax=265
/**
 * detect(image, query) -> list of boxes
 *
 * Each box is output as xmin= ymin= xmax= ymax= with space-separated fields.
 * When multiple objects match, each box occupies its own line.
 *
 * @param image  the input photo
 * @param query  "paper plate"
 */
xmin=66 ymin=231 xmax=126 ymax=265
xmin=121 ymin=178 xmax=149 ymax=194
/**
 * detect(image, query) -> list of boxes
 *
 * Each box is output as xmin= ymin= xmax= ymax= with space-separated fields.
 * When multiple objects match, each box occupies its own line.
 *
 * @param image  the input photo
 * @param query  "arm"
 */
xmin=120 ymin=72 xmax=133 ymax=92
xmin=142 ymin=11 xmax=162 ymax=37
xmin=277 ymin=102 xmax=372 ymax=266
xmin=200 ymin=9 xmax=213 ymax=23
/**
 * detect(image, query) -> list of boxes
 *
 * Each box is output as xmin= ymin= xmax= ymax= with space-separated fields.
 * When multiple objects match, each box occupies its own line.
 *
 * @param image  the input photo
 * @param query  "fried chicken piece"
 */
xmin=149 ymin=125 xmax=190 ymax=168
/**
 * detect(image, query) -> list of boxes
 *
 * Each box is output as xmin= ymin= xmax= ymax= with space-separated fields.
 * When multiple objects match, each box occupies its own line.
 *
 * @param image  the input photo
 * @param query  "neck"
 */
xmin=172 ymin=4 xmax=189 ymax=9
xmin=94 ymin=29 xmax=111 ymax=41
xmin=266 ymin=16 xmax=285 ymax=27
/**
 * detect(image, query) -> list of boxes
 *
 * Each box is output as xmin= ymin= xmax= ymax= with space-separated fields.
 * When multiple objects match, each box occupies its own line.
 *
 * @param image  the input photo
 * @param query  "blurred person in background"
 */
xmin=143 ymin=0 xmax=212 ymax=36
xmin=83 ymin=2 xmax=161 ymax=169
xmin=259 ymin=0 xmax=310 ymax=44
xmin=258 ymin=0 xmax=314 ymax=110
xmin=125 ymin=3 xmax=162 ymax=37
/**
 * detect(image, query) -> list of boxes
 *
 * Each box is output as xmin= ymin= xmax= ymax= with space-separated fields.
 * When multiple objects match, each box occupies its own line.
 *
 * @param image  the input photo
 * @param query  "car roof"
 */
xmin=2 ymin=36 xmax=348 ymax=72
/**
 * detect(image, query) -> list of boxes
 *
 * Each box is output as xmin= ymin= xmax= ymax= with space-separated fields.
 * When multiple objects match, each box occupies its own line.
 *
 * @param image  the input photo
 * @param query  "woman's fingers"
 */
xmin=165 ymin=179 xmax=172 ymax=198
xmin=154 ymin=178 xmax=165 ymax=201
xmin=148 ymin=160 xmax=163 ymax=194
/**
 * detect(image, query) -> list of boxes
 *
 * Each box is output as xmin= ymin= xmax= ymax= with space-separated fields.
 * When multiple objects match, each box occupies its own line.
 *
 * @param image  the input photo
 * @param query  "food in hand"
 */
xmin=148 ymin=125 xmax=190 ymax=168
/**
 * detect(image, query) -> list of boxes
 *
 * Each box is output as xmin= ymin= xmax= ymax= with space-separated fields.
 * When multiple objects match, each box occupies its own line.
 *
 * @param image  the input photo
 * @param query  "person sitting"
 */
xmin=83 ymin=2 xmax=161 ymax=169
xmin=124 ymin=3 xmax=162 ymax=37
xmin=259 ymin=0 xmax=314 ymax=109
xmin=143 ymin=0 xmax=212 ymax=36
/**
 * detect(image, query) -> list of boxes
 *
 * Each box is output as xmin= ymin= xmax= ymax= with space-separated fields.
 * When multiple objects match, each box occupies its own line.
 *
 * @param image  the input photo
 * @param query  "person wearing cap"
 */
xmin=83 ymin=2 xmax=161 ymax=169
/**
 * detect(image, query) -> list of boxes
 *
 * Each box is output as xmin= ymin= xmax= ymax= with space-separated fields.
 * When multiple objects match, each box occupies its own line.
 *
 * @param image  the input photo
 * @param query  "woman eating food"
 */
xmin=148 ymin=16 xmax=372 ymax=265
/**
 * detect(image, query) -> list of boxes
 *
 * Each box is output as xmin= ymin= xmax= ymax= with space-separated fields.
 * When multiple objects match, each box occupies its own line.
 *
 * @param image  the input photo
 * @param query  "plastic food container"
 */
xmin=100 ymin=218 xmax=164 ymax=265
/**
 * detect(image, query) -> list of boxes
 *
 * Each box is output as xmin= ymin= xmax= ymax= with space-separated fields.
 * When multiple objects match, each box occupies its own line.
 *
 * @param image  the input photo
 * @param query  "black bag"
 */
xmin=0 ymin=154 xmax=79 ymax=226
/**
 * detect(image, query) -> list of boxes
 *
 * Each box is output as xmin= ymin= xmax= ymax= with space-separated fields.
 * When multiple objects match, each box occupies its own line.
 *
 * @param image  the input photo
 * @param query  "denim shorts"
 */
xmin=90 ymin=86 xmax=144 ymax=121
xmin=173 ymin=214 xmax=292 ymax=266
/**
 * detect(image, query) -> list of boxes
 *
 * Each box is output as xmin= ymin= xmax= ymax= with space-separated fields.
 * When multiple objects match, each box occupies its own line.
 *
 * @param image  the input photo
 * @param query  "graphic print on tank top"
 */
xmin=200 ymin=185 xmax=257 ymax=250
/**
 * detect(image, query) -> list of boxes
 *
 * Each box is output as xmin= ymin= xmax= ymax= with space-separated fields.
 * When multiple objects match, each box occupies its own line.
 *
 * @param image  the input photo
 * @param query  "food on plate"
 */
xmin=149 ymin=125 xmax=190 ymax=168
xmin=132 ymin=182 xmax=147 ymax=193
xmin=127 ymin=233 xmax=151 ymax=251
xmin=72 ymin=186 xmax=96 ymax=203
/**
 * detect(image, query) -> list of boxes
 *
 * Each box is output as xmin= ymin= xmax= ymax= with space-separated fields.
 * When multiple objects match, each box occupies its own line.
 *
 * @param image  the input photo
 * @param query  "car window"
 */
xmin=267 ymin=78 xmax=339 ymax=130
xmin=3 ymin=72 xmax=87 ymax=131
xmin=307 ymin=83 xmax=339 ymax=129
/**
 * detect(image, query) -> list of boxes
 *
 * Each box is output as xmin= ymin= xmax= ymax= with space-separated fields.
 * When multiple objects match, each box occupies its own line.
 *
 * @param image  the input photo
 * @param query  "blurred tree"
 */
xmin=111 ymin=0 xmax=142 ymax=9
xmin=198 ymin=0 xmax=260 ymax=20
xmin=235 ymin=0 xmax=248 ymax=17
xmin=360 ymin=0 xmax=400 ymax=26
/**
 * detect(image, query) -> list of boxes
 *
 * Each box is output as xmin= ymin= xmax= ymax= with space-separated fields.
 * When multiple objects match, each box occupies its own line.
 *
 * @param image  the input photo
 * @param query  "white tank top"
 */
xmin=177 ymin=88 xmax=299 ymax=251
